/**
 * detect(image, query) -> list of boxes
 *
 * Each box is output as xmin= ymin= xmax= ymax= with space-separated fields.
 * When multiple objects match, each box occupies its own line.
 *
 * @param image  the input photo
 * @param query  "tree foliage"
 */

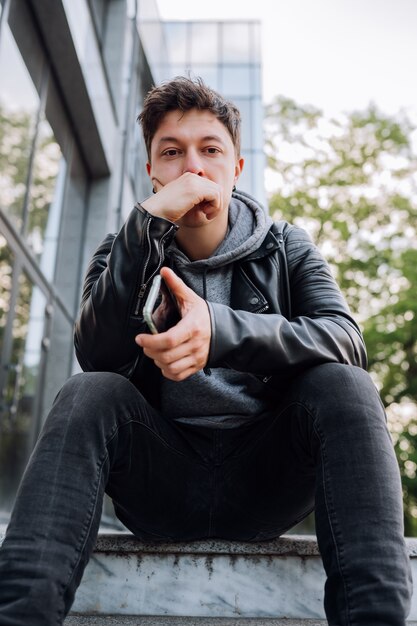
xmin=265 ymin=97 xmax=417 ymax=534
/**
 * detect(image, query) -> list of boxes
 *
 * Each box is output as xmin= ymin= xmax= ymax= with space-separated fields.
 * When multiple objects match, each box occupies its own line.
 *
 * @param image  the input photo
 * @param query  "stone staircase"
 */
xmin=65 ymin=619 xmax=327 ymax=625
xmin=63 ymin=533 xmax=417 ymax=625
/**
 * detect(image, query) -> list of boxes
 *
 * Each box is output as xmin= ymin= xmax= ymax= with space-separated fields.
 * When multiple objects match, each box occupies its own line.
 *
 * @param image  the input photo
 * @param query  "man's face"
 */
xmin=146 ymin=109 xmax=244 ymax=228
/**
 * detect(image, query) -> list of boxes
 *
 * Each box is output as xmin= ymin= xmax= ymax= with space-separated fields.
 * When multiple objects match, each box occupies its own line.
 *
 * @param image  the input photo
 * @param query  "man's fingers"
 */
xmin=138 ymin=323 xmax=207 ymax=373
xmin=135 ymin=276 xmax=210 ymax=382
xmin=164 ymin=368 xmax=198 ymax=382
xmin=137 ymin=316 xmax=192 ymax=349
xmin=161 ymin=367 xmax=197 ymax=382
xmin=160 ymin=267 xmax=194 ymax=304
xmin=156 ymin=355 xmax=195 ymax=378
xmin=143 ymin=338 xmax=190 ymax=365
xmin=198 ymin=202 xmax=220 ymax=221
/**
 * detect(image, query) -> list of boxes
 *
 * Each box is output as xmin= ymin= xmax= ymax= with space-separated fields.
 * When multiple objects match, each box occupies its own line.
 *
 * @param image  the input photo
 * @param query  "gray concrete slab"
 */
xmin=92 ymin=532 xmax=417 ymax=558
xmin=65 ymin=617 xmax=327 ymax=625
xmin=93 ymin=533 xmax=322 ymax=557
xmin=2 ymin=526 xmax=417 ymax=558
xmin=65 ymin=618 xmax=417 ymax=626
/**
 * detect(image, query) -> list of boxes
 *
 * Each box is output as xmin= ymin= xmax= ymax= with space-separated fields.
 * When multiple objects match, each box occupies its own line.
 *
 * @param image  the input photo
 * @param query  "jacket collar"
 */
xmin=243 ymin=226 xmax=281 ymax=262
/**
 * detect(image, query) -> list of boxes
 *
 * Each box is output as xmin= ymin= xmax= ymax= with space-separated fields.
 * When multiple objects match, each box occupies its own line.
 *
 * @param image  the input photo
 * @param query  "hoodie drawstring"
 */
xmin=202 ymin=266 xmax=212 ymax=376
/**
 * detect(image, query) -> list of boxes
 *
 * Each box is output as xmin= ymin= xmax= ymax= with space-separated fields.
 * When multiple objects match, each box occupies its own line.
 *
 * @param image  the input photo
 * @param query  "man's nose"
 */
xmin=183 ymin=150 xmax=204 ymax=176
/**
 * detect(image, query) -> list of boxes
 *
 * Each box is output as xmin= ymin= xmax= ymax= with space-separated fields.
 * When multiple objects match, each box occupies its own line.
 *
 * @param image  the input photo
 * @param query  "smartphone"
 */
xmin=143 ymin=273 xmax=181 ymax=334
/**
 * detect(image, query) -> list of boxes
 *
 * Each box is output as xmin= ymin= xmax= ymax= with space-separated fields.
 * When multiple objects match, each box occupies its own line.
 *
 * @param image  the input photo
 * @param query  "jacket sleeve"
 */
xmin=207 ymin=225 xmax=367 ymax=376
xmin=74 ymin=204 xmax=177 ymax=376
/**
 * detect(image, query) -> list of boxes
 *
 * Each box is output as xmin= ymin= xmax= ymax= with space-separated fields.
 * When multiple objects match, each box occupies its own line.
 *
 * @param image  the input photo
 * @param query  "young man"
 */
xmin=0 ymin=77 xmax=412 ymax=625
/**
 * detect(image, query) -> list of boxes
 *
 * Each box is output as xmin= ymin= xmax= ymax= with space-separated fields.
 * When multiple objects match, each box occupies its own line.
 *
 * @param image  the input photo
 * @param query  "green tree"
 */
xmin=265 ymin=97 xmax=417 ymax=534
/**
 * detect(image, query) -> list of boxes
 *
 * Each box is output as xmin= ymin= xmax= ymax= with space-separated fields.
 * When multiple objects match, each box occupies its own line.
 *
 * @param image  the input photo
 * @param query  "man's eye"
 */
xmin=205 ymin=147 xmax=220 ymax=154
xmin=163 ymin=149 xmax=179 ymax=157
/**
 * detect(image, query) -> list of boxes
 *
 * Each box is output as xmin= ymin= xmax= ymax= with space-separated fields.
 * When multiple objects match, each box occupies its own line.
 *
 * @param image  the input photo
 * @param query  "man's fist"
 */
xmin=141 ymin=172 xmax=223 ymax=223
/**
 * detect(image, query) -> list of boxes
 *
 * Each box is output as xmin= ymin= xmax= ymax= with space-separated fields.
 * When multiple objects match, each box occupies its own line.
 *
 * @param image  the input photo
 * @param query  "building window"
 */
xmin=88 ymin=0 xmax=110 ymax=42
xmin=159 ymin=20 xmax=264 ymax=204
xmin=0 ymin=17 xmax=40 ymax=233
xmin=0 ymin=0 xmax=89 ymax=520
xmin=0 ymin=258 xmax=47 ymax=515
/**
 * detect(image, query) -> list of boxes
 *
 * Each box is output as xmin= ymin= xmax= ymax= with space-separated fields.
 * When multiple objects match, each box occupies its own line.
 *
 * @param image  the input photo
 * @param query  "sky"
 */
xmin=155 ymin=0 xmax=417 ymax=120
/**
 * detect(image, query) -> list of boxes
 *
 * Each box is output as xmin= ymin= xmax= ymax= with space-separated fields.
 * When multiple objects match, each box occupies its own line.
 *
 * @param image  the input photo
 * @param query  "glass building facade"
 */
xmin=139 ymin=19 xmax=265 ymax=205
xmin=0 ymin=0 xmax=265 ymax=524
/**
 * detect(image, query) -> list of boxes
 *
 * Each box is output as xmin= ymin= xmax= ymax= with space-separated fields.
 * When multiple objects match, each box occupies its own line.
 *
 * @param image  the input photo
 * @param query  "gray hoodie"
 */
xmin=160 ymin=190 xmax=274 ymax=428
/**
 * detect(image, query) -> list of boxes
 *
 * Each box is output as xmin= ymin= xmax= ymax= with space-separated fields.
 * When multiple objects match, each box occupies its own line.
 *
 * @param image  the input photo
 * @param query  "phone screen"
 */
xmin=143 ymin=274 xmax=181 ymax=334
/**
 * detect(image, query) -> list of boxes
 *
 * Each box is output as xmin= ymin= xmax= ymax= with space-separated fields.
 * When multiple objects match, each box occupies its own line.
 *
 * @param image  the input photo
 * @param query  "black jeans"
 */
xmin=0 ymin=363 xmax=412 ymax=625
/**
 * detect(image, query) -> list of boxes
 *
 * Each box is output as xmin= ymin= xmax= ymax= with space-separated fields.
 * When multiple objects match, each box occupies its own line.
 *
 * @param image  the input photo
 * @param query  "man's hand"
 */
xmin=135 ymin=267 xmax=211 ymax=381
xmin=141 ymin=172 xmax=223 ymax=223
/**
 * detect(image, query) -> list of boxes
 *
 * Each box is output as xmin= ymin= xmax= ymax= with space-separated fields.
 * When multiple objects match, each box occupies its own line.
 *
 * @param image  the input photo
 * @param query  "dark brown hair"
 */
xmin=138 ymin=76 xmax=241 ymax=160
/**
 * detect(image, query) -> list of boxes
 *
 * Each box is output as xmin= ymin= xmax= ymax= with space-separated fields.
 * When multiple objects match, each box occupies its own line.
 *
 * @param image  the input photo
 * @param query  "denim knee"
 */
xmin=46 ymin=371 xmax=140 ymax=437
xmin=301 ymin=362 xmax=374 ymax=392
xmin=300 ymin=362 xmax=379 ymax=403
xmin=294 ymin=363 xmax=386 ymax=435
xmin=58 ymin=371 xmax=134 ymax=401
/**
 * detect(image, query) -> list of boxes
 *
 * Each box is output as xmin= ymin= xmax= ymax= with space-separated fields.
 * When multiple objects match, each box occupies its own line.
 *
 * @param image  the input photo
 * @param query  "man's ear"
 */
xmin=235 ymin=157 xmax=244 ymax=181
xmin=146 ymin=162 xmax=151 ymax=177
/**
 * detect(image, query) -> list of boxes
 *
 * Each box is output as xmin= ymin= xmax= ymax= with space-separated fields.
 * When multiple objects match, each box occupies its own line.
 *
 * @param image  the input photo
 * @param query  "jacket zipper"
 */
xmin=134 ymin=220 xmax=176 ymax=315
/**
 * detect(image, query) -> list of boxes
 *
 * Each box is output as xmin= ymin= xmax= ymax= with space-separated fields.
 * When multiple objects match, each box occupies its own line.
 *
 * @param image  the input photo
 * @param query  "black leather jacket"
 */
xmin=74 ymin=203 xmax=367 ymax=407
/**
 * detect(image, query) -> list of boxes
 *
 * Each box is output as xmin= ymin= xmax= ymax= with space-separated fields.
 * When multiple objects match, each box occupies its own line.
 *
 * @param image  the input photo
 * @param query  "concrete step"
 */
xmin=65 ymin=618 xmax=417 ymax=626
xmin=65 ymin=618 xmax=329 ymax=625
xmin=67 ymin=533 xmax=417 ymax=621
xmin=2 ymin=525 xmax=415 ymax=622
